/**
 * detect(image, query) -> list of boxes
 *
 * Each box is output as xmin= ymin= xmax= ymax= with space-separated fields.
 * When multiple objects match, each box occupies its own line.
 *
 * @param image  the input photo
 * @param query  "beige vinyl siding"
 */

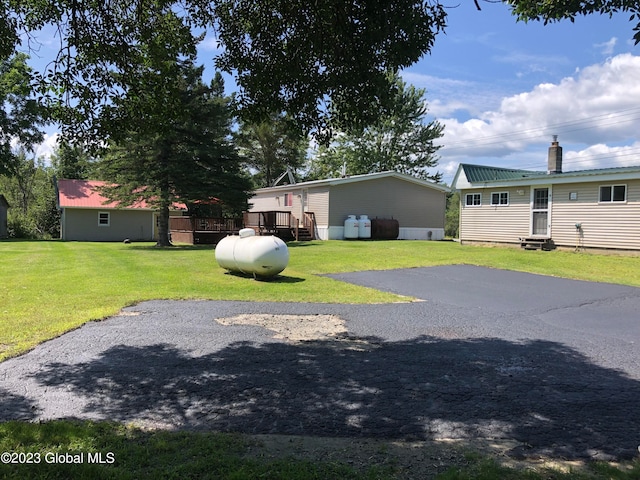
xmin=248 ymin=192 xmax=280 ymax=211
xmin=551 ymin=180 xmax=640 ymax=250
xmin=306 ymin=187 xmax=329 ymax=226
xmin=328 ymin=177 xmax=445 ymax=228
xmin=250 ymin=188 xmax=303 ymax=213
xmin=459 ymin=187 xmax=530 ymax=243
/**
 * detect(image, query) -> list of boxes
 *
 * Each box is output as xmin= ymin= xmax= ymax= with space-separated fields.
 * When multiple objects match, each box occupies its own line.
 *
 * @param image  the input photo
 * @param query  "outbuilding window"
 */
xmin=599 ymin=185 xmax=626 ymax=203
xmin=98 ymin=211 xmax=110 ymax=226
xmin=491 ymin=192 xmax=509 ymax=206
xmin=465 ymin=193 xmax=481 ymax=207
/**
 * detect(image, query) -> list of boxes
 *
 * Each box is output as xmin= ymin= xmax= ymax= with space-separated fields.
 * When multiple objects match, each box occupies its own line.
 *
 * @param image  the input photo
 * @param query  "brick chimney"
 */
xmin=547 ymin=135 xmax=562 ymax=174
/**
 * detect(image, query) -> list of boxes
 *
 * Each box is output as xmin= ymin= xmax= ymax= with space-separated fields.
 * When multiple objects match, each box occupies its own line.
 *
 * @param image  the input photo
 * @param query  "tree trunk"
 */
xmin=156 ymin=200 xmax=172 ymax=247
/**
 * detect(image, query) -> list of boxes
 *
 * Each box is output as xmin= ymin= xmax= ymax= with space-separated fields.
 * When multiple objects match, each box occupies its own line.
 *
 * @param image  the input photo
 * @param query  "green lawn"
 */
xmin=2 ymin=239 xmax=640 ymax=479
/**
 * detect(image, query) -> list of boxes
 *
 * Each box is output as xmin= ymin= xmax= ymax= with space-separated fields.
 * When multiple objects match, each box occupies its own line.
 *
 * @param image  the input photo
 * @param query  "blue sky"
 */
xmin=27 ymin=3 xmax=640 ymax=185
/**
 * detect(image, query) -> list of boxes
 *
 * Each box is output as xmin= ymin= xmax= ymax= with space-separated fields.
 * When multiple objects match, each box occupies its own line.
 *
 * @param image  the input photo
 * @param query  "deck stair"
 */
xmin=294 ymin=227 xmax=313 ymax=241
xmin=519 ymin=237 xmax=554 ymax=251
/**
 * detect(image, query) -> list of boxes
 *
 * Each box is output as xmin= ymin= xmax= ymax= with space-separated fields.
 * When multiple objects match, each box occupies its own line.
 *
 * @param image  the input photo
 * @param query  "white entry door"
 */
xmin=531 ymin=187 xmax=550 ymax=236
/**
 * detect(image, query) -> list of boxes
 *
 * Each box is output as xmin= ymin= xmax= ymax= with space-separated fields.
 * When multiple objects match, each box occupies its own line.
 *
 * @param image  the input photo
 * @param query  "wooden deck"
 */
xmin=169 ymin=211 xmax=316 ymax=245
xmin=244 ymin=211 xmax=316 ymax=241
xmin=169 ymin=216 xmax=242 ymax=245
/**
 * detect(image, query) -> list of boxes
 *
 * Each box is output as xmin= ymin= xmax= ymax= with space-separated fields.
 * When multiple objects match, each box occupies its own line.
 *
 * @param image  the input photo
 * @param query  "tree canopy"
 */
xmin=307 ymin=74 xmax=443 ymax=182
xmin=3 ymin=0 xmax=639 ymax=147
xmin=214 ymin=0 xmax=447 ymax=142
xmin=236 ymin=113 xmax=308 ymax=188
xmin=50 ymin=141 xmax=95 ymax=180
xmin=0 ymin=53 xmax=48 ymax=176
xmin=505 ymin=0 xmax=640 ymax=44
xmin=4 ymin=0 xmax=447 ymax=145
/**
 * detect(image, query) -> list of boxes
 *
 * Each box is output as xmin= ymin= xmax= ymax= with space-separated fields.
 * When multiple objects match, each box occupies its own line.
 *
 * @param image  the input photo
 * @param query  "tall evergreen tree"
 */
xmin=97 ymin=62 xmax=252 ymax=246
xmin=307 ymin=75 xmax=444 ymax=182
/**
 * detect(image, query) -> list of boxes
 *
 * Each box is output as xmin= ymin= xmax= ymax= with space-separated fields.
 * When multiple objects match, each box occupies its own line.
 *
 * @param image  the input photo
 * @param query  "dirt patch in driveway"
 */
xmin=215 ymin=314 xmax=348 ymax=342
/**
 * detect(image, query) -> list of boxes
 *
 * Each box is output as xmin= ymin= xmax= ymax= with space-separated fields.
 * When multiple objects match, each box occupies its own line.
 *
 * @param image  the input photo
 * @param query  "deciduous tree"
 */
xmin=0 ymin=53 xmax=47 ymax=176
xmin=505 ymin=0 xmax=640 ymax=44
xmin=51 ymin=141 xmax=95 ymax=180
xmin=307 ymin=75 xmax=444 ymax=182
xmin=0 ymin=149 xmax=59 ymax=238
xmin=7 ymin=0 xmax=447 ymax=144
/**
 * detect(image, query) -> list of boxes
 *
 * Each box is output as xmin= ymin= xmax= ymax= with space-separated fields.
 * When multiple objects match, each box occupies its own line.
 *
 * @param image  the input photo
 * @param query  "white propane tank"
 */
xmin=358 ymin=215 xmax=371 ymax=239
xmin=344 ymin=215 xmax=359 ymax=239
xmin=215 ymin=228 xmax=289 ymax=277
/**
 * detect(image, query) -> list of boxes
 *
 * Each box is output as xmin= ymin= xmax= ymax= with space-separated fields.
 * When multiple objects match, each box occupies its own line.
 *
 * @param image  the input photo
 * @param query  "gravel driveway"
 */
xmin=2 ymin=265 xmax=639 ymax=460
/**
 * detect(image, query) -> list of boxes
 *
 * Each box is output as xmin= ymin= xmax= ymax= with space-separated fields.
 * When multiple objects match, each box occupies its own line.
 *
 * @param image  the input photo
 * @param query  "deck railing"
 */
xmin=243 ymin=211 xmax=296 ymax=233
xmin=302 ymin=212 xmax=316 ymax=240
xmin=241 ymin=211 xmax=317 ymax=240
xmin=169 ymin=216 xmax=243 ymax=232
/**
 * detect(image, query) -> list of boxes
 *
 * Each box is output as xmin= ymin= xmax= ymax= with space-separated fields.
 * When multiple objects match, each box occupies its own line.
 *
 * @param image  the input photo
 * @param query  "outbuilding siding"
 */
xmin=0 ymin=195 xmax=8 ymax=238
xmin=62 ymin=209 xmax=155 ymax=241
xmin=328 ymin=177 xmax=446 ymax=229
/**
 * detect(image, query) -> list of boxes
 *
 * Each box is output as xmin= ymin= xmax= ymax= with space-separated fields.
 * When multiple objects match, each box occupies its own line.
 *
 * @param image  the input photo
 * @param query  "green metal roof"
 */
xmin=460 ymin=164 xmax=547 ymax=183
xmin=460 ymin=163 xmax=640 ymax=185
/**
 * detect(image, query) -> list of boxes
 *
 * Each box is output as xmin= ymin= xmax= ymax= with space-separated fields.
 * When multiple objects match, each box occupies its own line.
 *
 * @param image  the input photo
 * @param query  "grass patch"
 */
xmin=437 ymin=456 xmax=640 ymax=480
xmin=0 ymin=421 xmax=638 ymax=479
xmin=0 ymin=421 xmax=389 ymax=479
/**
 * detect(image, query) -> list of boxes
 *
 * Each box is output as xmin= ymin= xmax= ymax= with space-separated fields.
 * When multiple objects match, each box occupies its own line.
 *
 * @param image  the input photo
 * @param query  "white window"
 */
xmin=599 ymin=185 xmax=626 ymax=203
xmin=491 ymin=192 xmax=509 ymax=206
xmin=98 ymin=211 xmax=110 ymax=226
xmin=465 ymin=193 xmax=481 ymax=207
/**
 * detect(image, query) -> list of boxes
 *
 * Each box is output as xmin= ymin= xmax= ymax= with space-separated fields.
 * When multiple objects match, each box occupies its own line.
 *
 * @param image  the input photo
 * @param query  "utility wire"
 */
xmin=439 ymin=107 xmax=640 ymax=152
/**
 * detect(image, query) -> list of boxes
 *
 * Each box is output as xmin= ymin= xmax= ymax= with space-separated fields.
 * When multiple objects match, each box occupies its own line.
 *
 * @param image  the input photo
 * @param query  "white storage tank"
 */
xmin=215 ymin=228 xmax=289 ymax=277
xmin=344 ymin=215 xmax=359 ymax=239
xmin=358 ymin=215 xmax=371 ymax=239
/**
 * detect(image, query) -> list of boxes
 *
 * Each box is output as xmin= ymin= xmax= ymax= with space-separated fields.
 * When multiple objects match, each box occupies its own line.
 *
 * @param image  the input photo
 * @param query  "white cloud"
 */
xmin=494 ymin=52 xmax=569 ymax=79
xmin=594 ymin=37 xmax=617 ymax=56
xmin=198 ymin=34 xmax=224 ymax=53
xmin=564 ymin=142 xmax=640 ymax=171
xmin=401 ymin=71 xmax=504 ymax=118
xmin=34 ymin=132 xmax=60 ymax=164
xmin=437 ymin=53 xmax=640 ymax=168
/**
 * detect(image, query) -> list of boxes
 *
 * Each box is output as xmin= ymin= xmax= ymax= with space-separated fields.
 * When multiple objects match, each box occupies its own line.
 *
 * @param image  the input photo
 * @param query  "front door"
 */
xmin=531 ymin=187 xmax=550 ymax=236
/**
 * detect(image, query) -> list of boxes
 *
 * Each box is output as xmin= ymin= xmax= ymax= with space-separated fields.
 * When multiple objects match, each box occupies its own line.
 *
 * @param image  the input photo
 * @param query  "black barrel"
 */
xmin=371 ymin=218 xmax=399 ymax=240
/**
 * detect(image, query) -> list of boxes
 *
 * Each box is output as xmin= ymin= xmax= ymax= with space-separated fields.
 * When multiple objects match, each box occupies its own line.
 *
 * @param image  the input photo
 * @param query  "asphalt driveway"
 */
xmin=1 ymin=265 xmax=639 ymax=461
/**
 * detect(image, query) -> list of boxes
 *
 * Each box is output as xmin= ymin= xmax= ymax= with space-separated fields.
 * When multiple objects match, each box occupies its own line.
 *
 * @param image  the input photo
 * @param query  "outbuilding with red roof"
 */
xmin=56 ymin=179 xmax=186 ymax=241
